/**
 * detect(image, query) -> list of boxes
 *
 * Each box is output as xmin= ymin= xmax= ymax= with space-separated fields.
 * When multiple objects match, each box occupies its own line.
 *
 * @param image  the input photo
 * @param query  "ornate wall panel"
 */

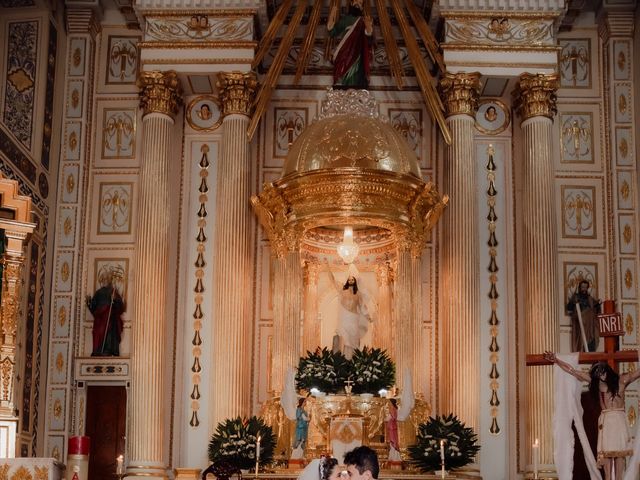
xmin=558 ymin=30 xmax=600 ymax=97
xmin=93 ymin=100 xmax=139 ymax=168
xmin=615 ymin=126 xmax=634 ymax=166
xmin=64 ymin=122 xmax=82 ymax=161
xmin=553 ymin=103 xmax=603 ymax=172
xmin=66 ymin=80 xmax=84 ymax=118
xmin=618 ymin=214 xmax=636 ymax=255
xmin=614 ymin=83 xmax=632 ymax=123
xmin=56 ymin=206 xmax=76 ymax=247
xmin=622 ymin=303 xmax=639 ymax=346
xmin=96 ymin=28 xmax=141 ymax=94
xmin=51 ymin=297 xmax=71 ymax=339
xmin=90 ymin=179 xmax=136 ymax=242
xmin=49 ymin=342 xmax=69 ymax=385
xmin=3 ymin=20 xmax=39 ymax=150
xmin=556 ymin=178 xmax=604 ymax=247
xmin=620 ymin=258 xmax=636 ymax=300
xmin=617 ymin=171 xmax=634 ymax=210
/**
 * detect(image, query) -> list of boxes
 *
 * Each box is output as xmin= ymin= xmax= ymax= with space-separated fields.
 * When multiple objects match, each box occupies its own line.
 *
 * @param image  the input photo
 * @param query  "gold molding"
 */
xmin=138 ymin=41 xmax=257 ymax=49
xmin=138 ymin=70 xmax=183 ymax=118
xmin=439 ymin=71 xmax=481 ymax=117
xmin=442 ymin=43 xmax=561 ymax=52
xmin=139 ymin=9 xmax=256 ymax=17
xmin=216 ymin=71 xmax=257 ymax=117
xmin=513 ymin=72 xmax=559 ymax=121
xmin=142 ymin=58 xmax=252 ymax=65
xmin=442 ymin=11 xmax=561 ymax=19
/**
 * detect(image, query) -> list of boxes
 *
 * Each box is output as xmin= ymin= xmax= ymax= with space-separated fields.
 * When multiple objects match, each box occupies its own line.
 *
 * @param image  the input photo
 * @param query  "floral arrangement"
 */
xmin=295 ymin=347 xmax=395 ymax=394
xmin=350 ymin=347 xmax=395 ymax=394
xmin=296 ymin=347 xmax=350 ymax=394
xmin=408 ymin=414 xmax=480 ymax=472
xmin=208 ymin=416 xmax=276 ymax=470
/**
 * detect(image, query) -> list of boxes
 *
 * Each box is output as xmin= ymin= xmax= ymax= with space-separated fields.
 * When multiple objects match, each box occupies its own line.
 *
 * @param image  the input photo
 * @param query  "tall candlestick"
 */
xmin=440 ymin=439 xmax=445 ymax=478
xmin=116 ymin=454 xmax=124 ymax=475
xmin=255 ymin=435 xmax=261 ymax=478
xmin=532 ymin=438 xmax=539 ymax=479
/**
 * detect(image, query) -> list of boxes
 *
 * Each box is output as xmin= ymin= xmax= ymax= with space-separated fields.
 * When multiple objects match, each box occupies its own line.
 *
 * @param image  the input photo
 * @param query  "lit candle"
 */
xmin=440 ymin=439 xmax=445 ymax=478
xmin=116 ymin=455 xmax=124 ymax=475
xmin=532 ymin=438 xmax=539 ymax=479
xmin=255 ymin=435 xmax=261 ymax=477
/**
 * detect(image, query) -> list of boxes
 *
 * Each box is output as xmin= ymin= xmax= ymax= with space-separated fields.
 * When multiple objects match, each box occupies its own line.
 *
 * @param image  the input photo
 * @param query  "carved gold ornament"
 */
xmin=66 ymin=174 xmax=74 ymax=194
xmin=629 ymin=405 xmax=636 ymax=427
xmin=625 ymin=269 xmax=633 ymax=289
xmin=58 ymin=305 xmax=66 ymax=327
xmin=439 ymin=72 xmax=481 ymax=117
xmin=56 ymin=352 xmax=64 ymax=372
xmin=71 ymin=89 xmax=80 ymax=109
xmin=53 ymin=398 xmax=62 ymax=418
xmin=10 ymin=466 xmax=32 ymax=480
xmin=626 ymin=313 xmax=634 ymax=335
xmin=618 ymin=50 xmax=626 ymax=71
xmin=0 ymin=464 xmax=8 ymax=480
xmin=138 ymin=70 xmax=182 ymax=118
xmin=618 ymin=94 xmax=627 ymax=115
xmin=73 ymin=47 xmax=82 ymax=67
xmin=623 ymin=224 xmax=632 ymax=244
xmin=34 ymin=467 xmax=48 ymax=480
xmin=68 ymin=130 xmax=78 ymax=152
xmin=51 ymin=446 xmax=60 ymax=461
xmin=216 ymin=71 xmax=257 ymax=117
xmin=63 ymin=216 xmax=72 ymax=236
xmin=619 ymin=137 xmax=629 ymax=159
xmin=513 ymin=72 xmax=559 ymax=120
xmin=61 ymin=262 xmax=70 ymax=282
xmin=621 ymin=180 xmax=630 ymax=200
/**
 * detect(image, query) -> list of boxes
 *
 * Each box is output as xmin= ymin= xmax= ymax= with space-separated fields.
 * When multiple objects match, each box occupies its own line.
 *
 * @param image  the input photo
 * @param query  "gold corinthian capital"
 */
xmin=439 ymin=72 xmax=481 ymax=117
xmin=216 ymin=71 xmax=258 ymax=117
xmin=513 ymin=73 xmax=559 ymax=121
xmin=138 ymin=70 xmax=182 ymax=118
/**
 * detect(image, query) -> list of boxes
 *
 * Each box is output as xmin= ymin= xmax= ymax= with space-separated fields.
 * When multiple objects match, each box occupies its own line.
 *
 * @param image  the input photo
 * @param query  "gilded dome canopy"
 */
xmin=282 ymin=90 xmax=421 ymax=178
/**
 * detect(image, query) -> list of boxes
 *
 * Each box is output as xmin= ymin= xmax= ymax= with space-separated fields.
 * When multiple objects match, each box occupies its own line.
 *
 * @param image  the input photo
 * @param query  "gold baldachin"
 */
xmin=251 ymin=169 xmax=447 ymax=257
xmin=216 ymin=71 xmax=257 ymax=117
xmin=513 ymin=72 xmax=559 ymax=121
xmin=138 ymin=70 xmax=183 ymax=118
xmin=439 ymin=71 xmax=481 ymax=117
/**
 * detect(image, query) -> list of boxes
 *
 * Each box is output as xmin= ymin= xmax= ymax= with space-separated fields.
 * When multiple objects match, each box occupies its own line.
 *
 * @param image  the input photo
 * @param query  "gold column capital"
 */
xmin=138 ymin=70 xmax=182 ymax=118
xmin=514 ymin=73 xmax=559 ymax=121
xmin=216 ymin=71 xmax=258 ymax=117
xmin=439 ymin=72 xmax=481 ymax=117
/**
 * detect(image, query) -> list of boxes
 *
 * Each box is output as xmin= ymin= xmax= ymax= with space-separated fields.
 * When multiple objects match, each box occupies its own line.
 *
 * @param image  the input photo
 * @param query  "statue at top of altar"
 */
xmin=325 ymin=261 xmax=375 ymax=360
xmin=327 ymin=0 xmax=374 ymax=89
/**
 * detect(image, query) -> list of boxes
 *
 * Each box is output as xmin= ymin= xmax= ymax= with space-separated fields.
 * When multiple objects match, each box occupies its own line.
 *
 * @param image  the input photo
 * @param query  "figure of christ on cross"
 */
xmin=527 ymin=301 xmax=640 ymax=480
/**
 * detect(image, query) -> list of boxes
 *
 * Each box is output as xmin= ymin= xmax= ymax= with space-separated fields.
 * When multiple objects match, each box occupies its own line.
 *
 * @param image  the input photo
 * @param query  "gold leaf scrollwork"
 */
xmin=618 ymin=50 xmax=626 ymax=71
xmin=34 ymin=467 xmax=48 ymax=480
xmin=621 ymin=180 xmax=630 ymax=200
xmin=51 ymin=446 xmax=60 ymax=461
xmin=0 ymin=464 xmax=8 ymax=480
xmin=68 ymin=130 xmax=78 ymax=152
xmin=619 ymin=137 xmax=628 ymax=159
xmin=629 ymin=405 xmax=636 ymax=427
xmin=58 ymin=305 xmax=66 ymax=327
xmin=53 ymin=398 xmax=62 ymax=418
xmin=66 ymin=174 xmax=74 ymax=194
xmin=55 ymin=352 xmax=64 ymax=372
xmin=623 ymin=224 xmax=632 ymax=244
xmin=514 ymin=73 xmax=559 ymax=120
xmin=103 ymin=113 xmax=135 ymax=156
xmin=560 ymin=43 xmax=589 ymax=87
xmin=61 ymin=262 xmax=70 ymax=282
xmin=71 ymin=89 xmax=80 ymax=109
xmin=138 ymin=70 xmax=182 ymax=118
xmin=63 ymin=216 xmax=72 ymax=236
xmin=625 ymin=269 xmax=633 ymax=289
xmin=626 ymin=313 xmax=634 ymax=335
xmin=73 ymin=47 xmax=82 ymax=67
xmin=10 ymin=466 xmax=32 ymax=480
xmin=618 ymin=94 xmax=627 ymax=115
xmin=439 ymin=71 xmax=481 ymax=117
xmin=110 ymin=41 xmax=137 ymax=81
xmin=562 ymin=118 xmax=591 ymax=160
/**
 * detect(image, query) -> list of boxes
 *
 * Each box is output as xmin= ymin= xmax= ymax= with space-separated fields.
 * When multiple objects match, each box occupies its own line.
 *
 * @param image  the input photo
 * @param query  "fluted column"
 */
xmin=393 ymin=244 xmax=413 ymax=391
xmin=374 ymin=262 xmax=393 ymax=357
xmin=127 ymin=70 xmax=181 ymax=480
xmin=438 ymin=72 xmax=481 ymax=431
xmin=411 ymin=254 xmax=426 ymax=398
xmin=271 ymin=249 xmax=303 ymax=393
xmin=302 ymin=263 xmax=320 ymax=354
xmin=211 ymin=72 xmax=258 ymax=424
xmin=514 ymin=73 xmax=560 ymax=471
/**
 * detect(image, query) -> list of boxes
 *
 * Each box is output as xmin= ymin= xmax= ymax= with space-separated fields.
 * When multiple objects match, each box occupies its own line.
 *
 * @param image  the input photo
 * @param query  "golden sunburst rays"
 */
xmin=249 ymin=0 xmax=452 ymax=145
xmin=374 ymin=0 xmax=404 ymax=89
xmin=248 ymin=0 xmax=308 ymax=140
xmin=295 ymin=0 xmax=324 ymax=84
xmin=390 ymin=0 xmax=451 ymax=145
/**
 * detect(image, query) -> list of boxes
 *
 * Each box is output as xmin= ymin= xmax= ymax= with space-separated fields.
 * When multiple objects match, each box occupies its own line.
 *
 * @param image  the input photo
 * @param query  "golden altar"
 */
xmin=261 ymin=394 xmax=430 ymax=465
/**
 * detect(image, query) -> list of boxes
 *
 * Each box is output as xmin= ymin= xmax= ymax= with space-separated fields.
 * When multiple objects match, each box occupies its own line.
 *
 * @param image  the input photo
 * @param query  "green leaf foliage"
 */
xmin=350 ymin=347 xmax=395 ymax=394
xmin=295 ymin=347 xmax=350 ymax=394
xmin=408 ymin=413 xmax=480 ymax=472
xmin=208 ymin=416 xmax=276 ymax=470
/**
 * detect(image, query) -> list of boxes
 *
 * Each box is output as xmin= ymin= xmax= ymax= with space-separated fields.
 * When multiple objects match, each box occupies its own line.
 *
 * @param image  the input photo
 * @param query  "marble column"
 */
xmin=374 ymin=262 xmax=393 ymax=357
xmin=302 ymin=262 xmax=320 ymax=354
xmin=271 ymin=248 xmax=303 ymax=394
xmin=211 ymin=72 xmax=258 ymax=424
xmin=514 ymin=73 xmax=560 ymax=471
xmin=438 ymin=72 xmax=481 ymax=431
xmin=411 ymin=253 xmax=426 ymax=397
xmin=127 ymin=70 xmax=181 ymax=480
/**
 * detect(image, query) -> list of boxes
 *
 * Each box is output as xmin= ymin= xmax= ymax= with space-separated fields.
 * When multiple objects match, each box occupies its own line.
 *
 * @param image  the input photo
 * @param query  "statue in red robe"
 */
xmin=86 ymin=272 xmax=125 ymax=356
xmin=327 ymin=0 xmax=374 ymax=89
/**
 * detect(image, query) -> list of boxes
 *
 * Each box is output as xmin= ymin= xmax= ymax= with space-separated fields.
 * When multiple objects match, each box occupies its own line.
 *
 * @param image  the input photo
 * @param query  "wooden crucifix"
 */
xmin=526 ymin=300 xmax=638 ymax=371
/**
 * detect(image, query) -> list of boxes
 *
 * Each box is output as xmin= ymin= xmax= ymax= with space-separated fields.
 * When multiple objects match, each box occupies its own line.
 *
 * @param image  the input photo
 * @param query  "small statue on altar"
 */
xmin=544 ymin=351 xmax=640 ymax=480
xmin=292 ymin=398 xmax=310 ymax=457
xmin=385 ymin=398 xmax=401 ymax=462
xmin=566 ymin=279 xmax=601 ymax=352
xmin=86 ymin=268 xmax=125 ymax=356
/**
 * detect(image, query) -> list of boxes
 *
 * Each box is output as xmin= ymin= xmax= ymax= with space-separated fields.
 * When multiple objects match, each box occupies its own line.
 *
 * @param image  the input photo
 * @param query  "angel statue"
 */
xmin=324 ymin=261 xmax=376 ymax=360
